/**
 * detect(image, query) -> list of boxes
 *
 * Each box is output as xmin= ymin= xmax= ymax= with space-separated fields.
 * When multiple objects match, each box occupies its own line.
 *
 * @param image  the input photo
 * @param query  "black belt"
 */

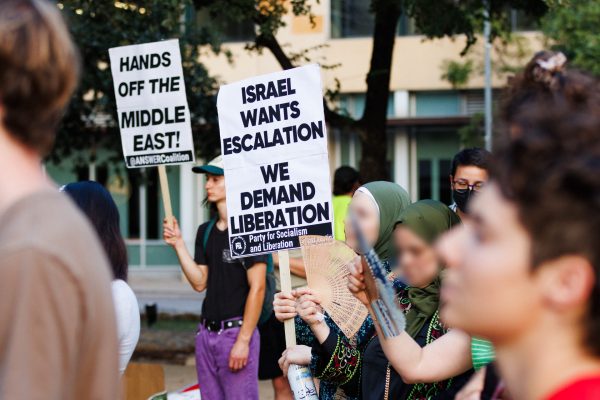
xmin=201 ymin=317 xmax=243 ymax=333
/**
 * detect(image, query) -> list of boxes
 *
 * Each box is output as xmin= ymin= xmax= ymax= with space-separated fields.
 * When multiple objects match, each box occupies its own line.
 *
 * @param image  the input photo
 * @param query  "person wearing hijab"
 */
xmin=274 ymin=181 xmax=410 ymax=399
xmin=339 ymin=200 xmax=476 ymax=399
xmin=294 ymin=200 xmax=472 ymax=399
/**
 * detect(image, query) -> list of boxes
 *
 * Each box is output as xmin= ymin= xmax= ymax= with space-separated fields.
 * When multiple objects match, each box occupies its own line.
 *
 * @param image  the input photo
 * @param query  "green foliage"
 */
xmin=51 ymin=0 xmax=221 ymax=169
xmin=541 ymin=0 xmax=600 ymax=76
xmin=441 ymin=60 xmax=474 ymax=88
xmin=193 ymin=0 xmax=314 ymax=39
xmin=458 ymin=113 xmax=485 ymax=148
xmin=441 ymin=31 xmax=535 ymax=87
xmin=403 ymin=0 xmax=548 ymax=55
xmin=50 ymin=0 xmax=552 ymax=181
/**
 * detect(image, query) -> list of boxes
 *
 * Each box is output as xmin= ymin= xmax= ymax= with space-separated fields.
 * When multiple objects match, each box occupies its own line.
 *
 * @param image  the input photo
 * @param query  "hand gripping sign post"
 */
xmin=108 ymin=39 xmax=195 ymax=227
xmin=217 ymin=64 xmax=330 ymax=400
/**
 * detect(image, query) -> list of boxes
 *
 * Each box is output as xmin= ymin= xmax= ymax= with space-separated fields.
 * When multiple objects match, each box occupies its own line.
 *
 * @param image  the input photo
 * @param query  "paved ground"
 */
xmin=163 ymin=364 xmax=275 ymax=399
xmin=132 ymin=271 xmax=279 ymax=399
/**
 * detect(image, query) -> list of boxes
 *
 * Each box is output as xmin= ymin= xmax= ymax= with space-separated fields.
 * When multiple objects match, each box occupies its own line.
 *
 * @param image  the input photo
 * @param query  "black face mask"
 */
xmin=453 ymin=189 xmax=473 ymax=213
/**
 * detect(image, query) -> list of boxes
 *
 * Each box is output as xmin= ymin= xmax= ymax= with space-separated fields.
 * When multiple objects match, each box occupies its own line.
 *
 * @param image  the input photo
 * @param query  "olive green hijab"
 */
xmin=395 ymin=200 xmax=461 ymax=337
xmin=357 ymin=181 xmax=411 ymax=263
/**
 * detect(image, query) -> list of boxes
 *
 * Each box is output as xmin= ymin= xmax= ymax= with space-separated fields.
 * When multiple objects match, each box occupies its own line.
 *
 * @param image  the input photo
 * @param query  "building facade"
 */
xmin=47 ymin=0 xmax=543 ymax=270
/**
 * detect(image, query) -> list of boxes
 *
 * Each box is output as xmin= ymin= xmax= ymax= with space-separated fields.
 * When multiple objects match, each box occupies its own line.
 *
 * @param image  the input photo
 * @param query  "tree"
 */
xmin=194 ymin=0 xmax=549 ymax=182
xmin=541 ymin=0 xmax=600 ymax=76
xmin=458 ymin=113 xmax=485 ymax=148
xmin=55 ymin=1 xmax=550 ymax=182
xmin=52 ymin=0 xmax=222 ymax=170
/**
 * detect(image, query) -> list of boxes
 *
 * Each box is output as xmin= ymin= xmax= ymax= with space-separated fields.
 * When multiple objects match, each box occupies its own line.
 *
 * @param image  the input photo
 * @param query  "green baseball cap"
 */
xmin=191 ymin=155 xmax=224 ymax=175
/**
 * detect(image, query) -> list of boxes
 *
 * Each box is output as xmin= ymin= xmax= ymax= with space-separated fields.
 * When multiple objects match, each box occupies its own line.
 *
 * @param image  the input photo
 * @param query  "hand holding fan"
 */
xmin=351 ymin=213 xmax=406 ymax=338
xmin=299 ymin=235 xmax=368 ymax=338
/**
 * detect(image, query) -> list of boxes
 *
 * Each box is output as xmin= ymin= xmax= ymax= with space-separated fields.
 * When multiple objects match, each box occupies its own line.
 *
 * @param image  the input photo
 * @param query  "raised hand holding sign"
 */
xmin=109 ymin=39 xmax=196 ymax=228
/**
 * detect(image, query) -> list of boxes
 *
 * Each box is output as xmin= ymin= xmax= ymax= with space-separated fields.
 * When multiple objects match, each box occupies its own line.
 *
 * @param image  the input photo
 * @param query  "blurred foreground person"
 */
xmin=63 ymin=181 xmax=141 ymax=375
xmin=0 ymin=1 xmax=119 ymax=398
xmin=439 ymin=53 xmax=600 ymax=399
xmin=163 ymin=156 xmax=267 ymax=400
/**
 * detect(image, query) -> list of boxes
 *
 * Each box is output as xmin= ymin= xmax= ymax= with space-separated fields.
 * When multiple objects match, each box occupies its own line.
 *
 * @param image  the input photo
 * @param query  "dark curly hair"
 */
xmin=493 ymin=52 xmax=600 ymax=356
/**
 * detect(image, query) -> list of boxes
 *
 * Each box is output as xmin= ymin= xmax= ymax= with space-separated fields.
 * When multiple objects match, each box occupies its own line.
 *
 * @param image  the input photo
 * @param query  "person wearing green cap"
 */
xmin=163 ymin=155 xmax=268 ymax=400
xmin=274 ymin=181 xmax=410 ymax=399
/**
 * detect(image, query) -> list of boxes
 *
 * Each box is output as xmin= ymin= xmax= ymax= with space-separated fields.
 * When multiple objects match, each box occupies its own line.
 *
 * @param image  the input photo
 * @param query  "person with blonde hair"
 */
xmin=164 ymin=156 xmax=267 ymax=400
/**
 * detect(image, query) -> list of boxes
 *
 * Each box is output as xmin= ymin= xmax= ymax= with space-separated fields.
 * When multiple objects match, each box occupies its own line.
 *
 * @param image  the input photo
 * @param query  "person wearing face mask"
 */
xmin=449 ymin=148 xmax=491 ymax=219
xmin=273 ymin=181 xmax=410 ymax=399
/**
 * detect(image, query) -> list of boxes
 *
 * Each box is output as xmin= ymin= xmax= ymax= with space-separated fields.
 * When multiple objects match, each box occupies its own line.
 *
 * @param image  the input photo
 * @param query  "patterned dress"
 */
xmin=296 ymin=303 xmax=375 ymax=399
xmin=295 ymin=271 xmax=468 ymax=399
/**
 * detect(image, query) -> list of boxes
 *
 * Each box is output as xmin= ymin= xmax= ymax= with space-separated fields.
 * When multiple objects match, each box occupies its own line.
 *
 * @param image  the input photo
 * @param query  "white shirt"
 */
xmin=111 ymin=279 xmax=141 ymax=374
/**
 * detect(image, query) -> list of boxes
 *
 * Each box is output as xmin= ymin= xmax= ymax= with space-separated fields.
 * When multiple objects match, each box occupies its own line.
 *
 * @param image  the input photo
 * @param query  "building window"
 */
xmin=418 ymin=158 xmax=453 ymax=205
xmin=125 ymin=168 xmax=180 ymax=240
xmin=45 ymin=156 xmax=182 ymax=268
xmin=418 ymin=159 xmax=432 ymax=199
xmin=192 ymin=8 xmax=255 ymax=42
xmin=338 ymin=93 xmax=395 ymax=119
xmin=397 ymin=12 xmax=419 ymax=36
xmin=438 ymin=159 xmax=452 ymax=205
xmin=331 ymin=0 xmax=374 ymax=38
xmin=336 ymin=129 xmax=394 ymax=179
xmin=510 ymin=8 xmax=539 ymax=32
xmin=414 ymin=91 xmax=461 ymax=117
xmin=462 ymin=90 xmax=501 ymax=116
xmin=331 ymin=1 xmax=418 ymax=38
xmin=127 ymin=171 xmax=141 ymax=239
xmin=415 ymin=128 xmax=460 ymax=204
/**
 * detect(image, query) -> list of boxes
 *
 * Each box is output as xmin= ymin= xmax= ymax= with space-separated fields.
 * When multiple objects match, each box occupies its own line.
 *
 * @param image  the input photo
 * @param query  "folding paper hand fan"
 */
xmin=299 ymin=235 xmax=368 ymax=338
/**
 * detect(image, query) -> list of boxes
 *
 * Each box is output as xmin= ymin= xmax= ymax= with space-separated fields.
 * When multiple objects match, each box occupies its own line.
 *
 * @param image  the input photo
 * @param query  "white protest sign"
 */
xmin=217 ymin=64 xmax=333 ymax=257
xmin=109 ymin=39 xmax=195 ymax=168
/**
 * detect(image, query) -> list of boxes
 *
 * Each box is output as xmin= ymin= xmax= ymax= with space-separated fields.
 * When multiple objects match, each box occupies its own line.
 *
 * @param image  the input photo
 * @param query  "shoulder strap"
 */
xmin=202 ymin=218 xmax=218 ymax=257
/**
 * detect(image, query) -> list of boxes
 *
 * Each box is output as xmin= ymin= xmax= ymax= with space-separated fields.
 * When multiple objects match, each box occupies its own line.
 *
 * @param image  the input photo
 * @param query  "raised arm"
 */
xmin=163 ymin=217 xmax=208 ymax=292
xmin=273 ymin=252 xmax=307 ymax=278
xmin=348 ymin=258 xmax=472 ymax=383
xmin=375 ymin=320 xmax=472 ymax=383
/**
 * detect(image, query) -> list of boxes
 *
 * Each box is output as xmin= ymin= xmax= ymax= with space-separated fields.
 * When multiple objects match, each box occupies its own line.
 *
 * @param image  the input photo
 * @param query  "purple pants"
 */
xmin=195 ymin=322 xmax=260 ymax=400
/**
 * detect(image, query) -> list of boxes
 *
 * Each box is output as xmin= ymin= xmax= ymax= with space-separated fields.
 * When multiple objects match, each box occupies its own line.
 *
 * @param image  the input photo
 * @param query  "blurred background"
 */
xmin=44 ymin=1 xmax=599 ymax=395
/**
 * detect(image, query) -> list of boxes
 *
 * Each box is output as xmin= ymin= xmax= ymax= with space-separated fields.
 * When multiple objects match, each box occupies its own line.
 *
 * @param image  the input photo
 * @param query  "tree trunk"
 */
xmin=252 ymin=3 xmax=402 ymax=183
xmin=358 ymin=0 xmax=402 ymax=183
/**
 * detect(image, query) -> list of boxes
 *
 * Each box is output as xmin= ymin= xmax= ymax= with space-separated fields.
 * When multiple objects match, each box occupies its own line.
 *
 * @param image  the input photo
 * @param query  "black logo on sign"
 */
xmin=231 ymin=237 xmax=247 ymax=256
